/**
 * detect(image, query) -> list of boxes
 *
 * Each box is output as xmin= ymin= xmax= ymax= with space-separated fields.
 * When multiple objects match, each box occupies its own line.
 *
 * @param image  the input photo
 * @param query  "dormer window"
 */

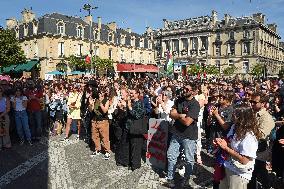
xmin=57 ymin=22 xmax=65 ymax=35
xmin=24 ymin=24 xmax=28 ymax=36
xmin=94 ymin=30 xmax=100 ymax=40
xmin=76 ymin=26 xmax=84 ymax=38
xmin=140 ymin=39 xmax=144 ymax=48
xmin=33 ymin=24 xmax=38 ymax=35
xmin=108 ymin=33 xmax=113 ymax=42
xmin=121 ymin=35 xmax=126 ymax=45
xmin=131 ymin=37 xmax=135 ymax=46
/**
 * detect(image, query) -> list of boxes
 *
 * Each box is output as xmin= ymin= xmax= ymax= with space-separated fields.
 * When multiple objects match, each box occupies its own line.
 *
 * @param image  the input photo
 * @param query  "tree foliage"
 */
xmin=187 ymin=64 xmax=201 ymax=76
xmin=223 ymin=65 xmax=236 ymax=76
xmin=0 ymin=28 xmax=26 ymax=66
xmin=251 ymin=63 xmax=264 ymax=78
xmin=65 ymin=55 xmax=114 ymax=72
xmin=204 ymin=65 xmax=220 ymax=75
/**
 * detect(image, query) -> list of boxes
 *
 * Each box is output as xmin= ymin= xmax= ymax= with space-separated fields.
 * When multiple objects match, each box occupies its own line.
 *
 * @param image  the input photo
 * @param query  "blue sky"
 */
xmin=1 ymin=0 xmax=284 ymax=38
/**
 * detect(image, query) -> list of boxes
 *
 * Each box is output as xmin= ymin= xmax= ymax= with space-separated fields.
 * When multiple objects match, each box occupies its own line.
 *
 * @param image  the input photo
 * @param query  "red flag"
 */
xmin=85 ymin=56 xmax=91 ymax=64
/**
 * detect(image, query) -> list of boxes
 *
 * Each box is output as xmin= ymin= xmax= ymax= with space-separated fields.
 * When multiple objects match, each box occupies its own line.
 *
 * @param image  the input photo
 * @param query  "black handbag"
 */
xmin=129 ymin=116 xmax=148 ymax=135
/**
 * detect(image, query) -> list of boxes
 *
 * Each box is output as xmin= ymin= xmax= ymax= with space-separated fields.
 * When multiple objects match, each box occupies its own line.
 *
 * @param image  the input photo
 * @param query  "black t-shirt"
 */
xmin=171 ymin=97 xmax=200 ymax=140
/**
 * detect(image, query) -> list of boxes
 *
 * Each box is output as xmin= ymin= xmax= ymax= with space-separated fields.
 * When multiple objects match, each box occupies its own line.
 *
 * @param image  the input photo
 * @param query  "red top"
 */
xmin=25 ymin=89 xmax=43 ymax=111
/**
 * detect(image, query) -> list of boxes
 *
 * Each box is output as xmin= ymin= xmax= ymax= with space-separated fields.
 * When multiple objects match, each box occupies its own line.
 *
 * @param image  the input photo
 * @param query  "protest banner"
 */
xmin=146 ymin=118 xmax=169 ymax=170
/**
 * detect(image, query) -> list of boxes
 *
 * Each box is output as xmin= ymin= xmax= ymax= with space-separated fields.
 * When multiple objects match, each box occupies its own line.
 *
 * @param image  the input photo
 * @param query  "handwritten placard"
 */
xmin=146 ymin=118 xmax=169 ymax=170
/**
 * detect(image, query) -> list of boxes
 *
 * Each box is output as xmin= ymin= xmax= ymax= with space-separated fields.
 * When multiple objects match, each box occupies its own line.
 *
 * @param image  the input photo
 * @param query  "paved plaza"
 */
xmin=0 ymin=135 xmax=215 ymax=189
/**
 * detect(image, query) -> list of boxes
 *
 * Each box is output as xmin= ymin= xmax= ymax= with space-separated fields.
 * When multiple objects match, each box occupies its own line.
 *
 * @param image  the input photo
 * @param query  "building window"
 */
xmin=227 ymin=44 xmax=235 ymax=55
xmin=24 ymin=25 xmax=28 ymax=36
xmin=148 ymin=53 xmax=152 ymax=63
xmin=34 ymin=42 xmax=38 ymax=57
xmin=57 ymin=22 xmax=65 ymax=35
xmin=244 ymin=30 xmax=250 ymax=38
xmin=109 ymin=48 xmax=112 ymax=60
xmin=121 ymin=50 xmax=125 ymax=61
xmin=216 ymin=33 xmax=221 ymax=40
xmin=215 ymin=60 xmax=221 ymax=73
xmin=131 ymin=37 xmax=135 ymax=46
xmin=201 ymin=37 xmax=208 ymax=50
xmin=148 ymin=41 xmax=152 ymax=49
xmin=243 ymin=43 xmax=250 ymax=54
xmin=33 ymin=25 xmax=38 ymax=35
xmin=131 ymin=51 xmax=134 ymax=62
xmin=76 ymin=26 xmax=84 ymax=38
xmin=172 ymin=40 xmax=179 ymax=52
xmin=165 ymin=40 xmax=170 ymax=51
xmin=108 ymin=33 xmax=113 ymax=42
xmin=58 ymin=42 xmax=64 ymax=57
xmin=77 ymin=44 xmax=83 ymax=56
xmin=121 ymin=35 xmax=125 ymax=45
xmin=94 ymin=30 xmax=99 ymax=40
xmin=243 ymin=60 xmax=249 ymax=73
xmin=216 ymin=45 xmax=221 ymax=56
xmin=181 ymin=38 xmax=188 ymax=50
xmin=228 ymin=59 xmax=234 ymax=66
xmin=140 ymin=39 xmax=144 ymax=48
xmin=94 ymin=47 xmax=99 ymax=56
xmin=24 ymin=44 xmax=29 ymax=57
xmin=191 ymin=37 xmax=198 ymax=50
xmin=140 ymin=52 xmax=143 ymax=63
xmin=229 ymin=31 xmax=234 ymax=39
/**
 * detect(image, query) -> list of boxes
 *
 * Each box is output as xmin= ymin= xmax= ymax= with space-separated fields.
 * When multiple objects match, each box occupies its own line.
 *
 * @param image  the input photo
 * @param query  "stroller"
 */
xmin=49 ymin=98 xmax=67 ymax=136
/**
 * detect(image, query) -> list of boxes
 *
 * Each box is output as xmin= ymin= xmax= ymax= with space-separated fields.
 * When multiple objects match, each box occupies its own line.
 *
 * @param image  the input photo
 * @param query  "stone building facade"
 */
xmin=6 ymin=9 xmax=156 ymax=78
xmin=149 ymin=11 xmax=284 ymax=76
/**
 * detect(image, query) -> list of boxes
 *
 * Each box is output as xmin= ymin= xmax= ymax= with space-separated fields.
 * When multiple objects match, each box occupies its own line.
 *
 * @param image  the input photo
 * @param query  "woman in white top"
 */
xmin=214 ymin=103 xmax=262 ymax=189
xmin=11 ymin=88 xmax=32 ymax=146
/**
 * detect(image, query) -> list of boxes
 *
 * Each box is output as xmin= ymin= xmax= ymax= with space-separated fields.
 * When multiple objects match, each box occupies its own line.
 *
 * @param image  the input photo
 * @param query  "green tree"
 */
xmin=223 ymin=65 xmax=236 ymax=76
xmin=251 ymin=63 xmax=264 ymax=78
xmin=0 ymin=28 xmax=26 ymax=67
xmin=95 ymin=57 xmax=114 ymax=75
xmin=204 ymin=65 xmax=220 ymax=75
xmin=187 ymin=64 xmax=201 ymax=76
xmin=65 ymin=55 xmax=90 ymax=71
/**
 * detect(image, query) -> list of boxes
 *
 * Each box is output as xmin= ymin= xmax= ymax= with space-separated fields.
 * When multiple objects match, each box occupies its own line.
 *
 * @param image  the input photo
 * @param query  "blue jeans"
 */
xmin=167 ymin=134 xmax=197 ymax=180
xmin=28 ymin=111 xmax=42 ymax=138
xmin=15 ymin=110 xmax=31 ymax=140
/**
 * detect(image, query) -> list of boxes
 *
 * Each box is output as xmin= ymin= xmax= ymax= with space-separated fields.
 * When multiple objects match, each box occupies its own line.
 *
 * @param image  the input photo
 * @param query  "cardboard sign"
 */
xmin=146 ymin=118 xmax=169 ymax=170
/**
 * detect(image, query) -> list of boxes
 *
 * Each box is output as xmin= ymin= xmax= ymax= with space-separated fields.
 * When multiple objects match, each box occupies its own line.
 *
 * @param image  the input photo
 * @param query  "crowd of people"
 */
xmin=0 ymin=75 xmax=283 ymax=189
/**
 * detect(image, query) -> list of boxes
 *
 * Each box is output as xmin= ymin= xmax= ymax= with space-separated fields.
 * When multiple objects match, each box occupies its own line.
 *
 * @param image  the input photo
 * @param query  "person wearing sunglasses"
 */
xmin=248 ymin=92 xmax=275 ymax=189
xmin=160 ymin=83 xmax=200 ymax=188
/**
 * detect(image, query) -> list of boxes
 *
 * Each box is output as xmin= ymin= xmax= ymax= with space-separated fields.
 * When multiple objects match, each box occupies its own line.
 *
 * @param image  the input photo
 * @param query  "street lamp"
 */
xmin=83 ymin=3 xmax=98 ymax=75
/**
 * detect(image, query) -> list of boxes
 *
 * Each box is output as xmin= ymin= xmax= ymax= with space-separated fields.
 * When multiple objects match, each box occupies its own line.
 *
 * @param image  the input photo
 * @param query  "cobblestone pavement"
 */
xmin=0 ymin=135 xmax=216 ymax=189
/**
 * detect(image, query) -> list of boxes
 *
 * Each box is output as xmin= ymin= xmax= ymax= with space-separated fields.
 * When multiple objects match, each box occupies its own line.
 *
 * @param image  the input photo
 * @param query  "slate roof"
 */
xmin=17 ymin=12 xmax=152 ymax=49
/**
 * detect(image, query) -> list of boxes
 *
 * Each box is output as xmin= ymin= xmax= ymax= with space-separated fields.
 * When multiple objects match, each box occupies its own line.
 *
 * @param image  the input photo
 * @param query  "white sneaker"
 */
xmin=103 ymin=152 xmax=110 ymax=160
xmin=159 ymin=177 xmax=175 ymax=188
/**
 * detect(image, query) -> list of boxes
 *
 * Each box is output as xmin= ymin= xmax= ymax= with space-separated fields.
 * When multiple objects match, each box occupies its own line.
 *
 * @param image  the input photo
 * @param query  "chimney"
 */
xmin=268 ymin=23 xmax=277 ymax=33
xmin=84 ymin=15 xmax=93 ymax=24
xmin=211 ymin=10 xmax=218 ymax=25
xmin=253 ymin=13 xmax=265 ymax=24
xmin=127 ymin=28 xmax=131 ymax=33
xmin=21 ymin=8 xmax=35 ymax=23
xmin=224 ymin=14 xmax=230 ymax=25
xmin=6 ymin=18 xmax=18 ymax=29
xmin=107 ymin=22 xmax=117 ymax=31
xmin=97 ymin=17 xmax=102 ymax=29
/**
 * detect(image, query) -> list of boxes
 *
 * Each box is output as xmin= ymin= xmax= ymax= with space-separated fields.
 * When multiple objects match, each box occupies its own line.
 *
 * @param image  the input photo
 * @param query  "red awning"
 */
xmin=117 ymin=63 xmax=158 ymax=72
